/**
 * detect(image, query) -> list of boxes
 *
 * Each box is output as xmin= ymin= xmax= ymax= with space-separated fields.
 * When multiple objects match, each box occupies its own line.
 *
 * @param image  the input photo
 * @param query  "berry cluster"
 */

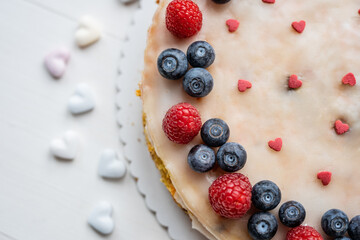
xmin=186 ymin=117 xmax=250 ymax=219
xmin=157 ymin=41 xmax=215 ymax=98
xmin=247 ymin=181 xmax=281 ymax=240
xmin=247 ymin=191 xmax=360 ymax=240
xmin=247 ymin=181 xmax=311 ymax=240
xmin=162 ymin=104 xmax=250 ymax=218
xmin=188 ymin=118 xmax=247 ymax=173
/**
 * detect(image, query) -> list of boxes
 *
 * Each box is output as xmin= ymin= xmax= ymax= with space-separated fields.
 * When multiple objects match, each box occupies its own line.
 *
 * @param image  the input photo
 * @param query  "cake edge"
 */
xmin=142 ymin=112 xmax=178 ymax=199
xmin=139 ymin=1 xmax=218 ymax=239
xmin=142 ymin=113 xmax=219 ymax=240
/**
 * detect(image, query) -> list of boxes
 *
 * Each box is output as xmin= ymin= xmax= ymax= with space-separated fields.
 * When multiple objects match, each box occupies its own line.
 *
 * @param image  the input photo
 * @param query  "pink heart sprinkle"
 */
xmin=44 ymin=48 xmax=70 ymax=79
xmin=238 ymin=79 xmax=252 ymax=92
xmin=334 ymin=120 xmax=349 ymax=135
xmin=288 ymin=75 xmax=302 ymax=89
xmin=317 ymin=171 xmax=332 ymax=186
xmin=292 ymin=20 xmax=306 ymax=33
xmin=262 ymin=0 xmax=275 ymax=3
xmin=342 ymin=73 xmax=356 ymax=86
xmin=268 ymin=138 xmax=282 ymax=152
xmin=226 ymin=19 xmax=240 ymax=33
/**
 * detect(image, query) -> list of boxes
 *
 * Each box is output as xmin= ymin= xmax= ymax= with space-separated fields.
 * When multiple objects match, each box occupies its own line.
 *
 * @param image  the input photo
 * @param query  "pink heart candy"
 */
xmin=226 ymin=19 xmax=240 ymax=33
xmin=44 ymin=48 xmax=70 ymax=78
xmin=268 ymin=138 xmax=283 ymax=152
xmin=292 ymin=20 xmax=306 ymax=33
xmin=317 ymin=171 xmax=332 ymax=186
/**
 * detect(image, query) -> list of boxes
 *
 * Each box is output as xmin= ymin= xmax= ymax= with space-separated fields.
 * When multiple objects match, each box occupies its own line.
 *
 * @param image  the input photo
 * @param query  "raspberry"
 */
xmin=208 ymin=173 xmax=252 ymax=219
xmin=166 ymin=0 xmax=203 ymax=38
xmin=287 ymin=226 xmax=323 ymax=240
xmin=162 ymin=102 xmax=202 ymax=144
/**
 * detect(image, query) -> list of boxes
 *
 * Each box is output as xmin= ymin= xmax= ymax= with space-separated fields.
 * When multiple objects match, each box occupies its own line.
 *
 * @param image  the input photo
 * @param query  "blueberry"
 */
xmin=251 ymin=180 xmax=281 ymax=211
xmin=335 ymin=237 xmax=352 ymax=240
xmin=187 ymin=144 xmax=215 ymax=173
xmin=211 ymin=0 xmax=231 ymax=4
xmin=157 ymin=48 xmax=188 ymax=80
xmin=183 ymin=68 xmax=214 ymax=97
xmin=248 ymin=212 xmax=278 ymax=240
xmin=321 ymin=209 xmax=349 ymax=237
xmin=187 ymin=41 xmax=215 ymax=68
xmin=216 ymin=142 xmax=247 ymax=172
xmin=278 ymin=201 xmax=306 ymax=227
xmin=348 ymin=215 xmax=360 ymax=240
xmin=201 ymin=118 xmax=229 ymax=147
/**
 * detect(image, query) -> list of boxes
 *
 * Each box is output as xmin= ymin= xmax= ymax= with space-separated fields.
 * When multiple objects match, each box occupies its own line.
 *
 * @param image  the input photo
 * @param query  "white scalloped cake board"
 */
xmin=116 ymin=1 xmax=207 ymax=240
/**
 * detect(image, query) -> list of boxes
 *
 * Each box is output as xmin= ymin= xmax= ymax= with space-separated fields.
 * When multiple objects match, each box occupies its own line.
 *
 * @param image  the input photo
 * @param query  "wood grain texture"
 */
xmin=0 ymin=0 xmax=169 ymax=239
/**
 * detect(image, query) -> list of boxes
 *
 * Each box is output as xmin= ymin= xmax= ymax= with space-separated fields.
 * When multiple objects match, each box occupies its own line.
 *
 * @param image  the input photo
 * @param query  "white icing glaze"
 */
xmin=142 ymin=0 xmax=360 ymax=239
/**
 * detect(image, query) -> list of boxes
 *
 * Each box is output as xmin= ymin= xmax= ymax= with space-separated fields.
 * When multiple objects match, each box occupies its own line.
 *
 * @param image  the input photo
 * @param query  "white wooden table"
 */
xmin=0 ymin=0 xmax=169 ymax=239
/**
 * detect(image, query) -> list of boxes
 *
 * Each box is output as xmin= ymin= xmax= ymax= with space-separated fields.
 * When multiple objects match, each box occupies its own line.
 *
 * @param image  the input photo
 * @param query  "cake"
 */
xmin=140 ymin=0 xmax=360 ymax=239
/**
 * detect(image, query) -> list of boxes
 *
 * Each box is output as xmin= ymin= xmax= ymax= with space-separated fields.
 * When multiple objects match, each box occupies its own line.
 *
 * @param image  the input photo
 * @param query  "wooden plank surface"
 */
xmin=0 ymin=0 xmax=169 ymax=239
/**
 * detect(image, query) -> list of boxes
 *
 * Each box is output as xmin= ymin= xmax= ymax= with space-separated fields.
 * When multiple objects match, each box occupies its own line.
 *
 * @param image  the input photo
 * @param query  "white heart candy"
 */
xmin=75 ymin=16 xmax=101 ymax=48
xmin=44 ymin=48 xmax=70 ymax=78
xmin=50 ymin=131 xmax=79 ymax=160
xmin=88 ymin=201 xmax=114 ymax=235
xmin=68 ymin=84 xmax=95 ymax=114
xmin=98 ymin=149 xmax=127 ymax=179
xmin=119 ymin=0 xmax=138 ymax=3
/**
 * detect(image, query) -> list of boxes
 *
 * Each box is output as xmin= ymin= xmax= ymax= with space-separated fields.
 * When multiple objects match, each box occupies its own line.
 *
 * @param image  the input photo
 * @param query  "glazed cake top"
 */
xmin=141 ymin=0 xmax=360 ymax=239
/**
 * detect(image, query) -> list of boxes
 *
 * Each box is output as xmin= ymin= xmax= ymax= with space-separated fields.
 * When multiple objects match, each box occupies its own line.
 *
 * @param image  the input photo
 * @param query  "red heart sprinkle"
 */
xmin=292 ymin=20 xmax=306 ymax=33
xmin=226 ymin=19 xmax=240 ymax=33
xmin=342 ymin=73 xmax=356 ymax=86
xmin=238 ymin=80 xmax=252 ymax=92
xmin=262 ymin=0 xmax=275 ymax=3
xmin=334 ymin=120 xmax=349 ymax=135
xmin=268 ymin=138 xmax=282 ymax=152
xmin=317 ymin=171 xmax=332 ymax=186
xmin=358 ymin=9 xmax=360 ymax=15
xmin=288 ymin=75 xmax=302 ymax=89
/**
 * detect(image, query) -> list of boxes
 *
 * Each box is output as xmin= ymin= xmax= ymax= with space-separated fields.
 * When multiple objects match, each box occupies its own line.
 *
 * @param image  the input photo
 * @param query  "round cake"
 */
xmin=141 ymin=0 xmax=360 ymax=239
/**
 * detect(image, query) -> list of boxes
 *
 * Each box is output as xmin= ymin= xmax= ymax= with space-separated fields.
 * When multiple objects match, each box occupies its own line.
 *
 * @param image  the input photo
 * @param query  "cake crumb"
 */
xmin=136 ymin=89 xmax=141 ymax=97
